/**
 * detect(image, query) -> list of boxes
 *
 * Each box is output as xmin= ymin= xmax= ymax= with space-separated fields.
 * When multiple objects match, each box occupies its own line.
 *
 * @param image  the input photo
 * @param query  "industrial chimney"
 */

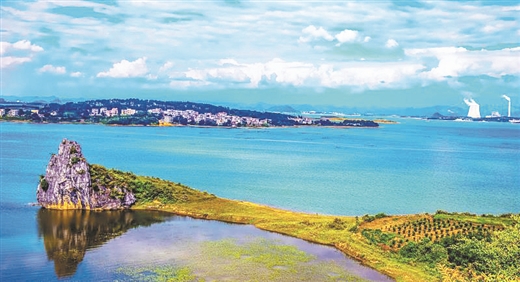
xmin=502 ymin=95 xmax=511 ymax=117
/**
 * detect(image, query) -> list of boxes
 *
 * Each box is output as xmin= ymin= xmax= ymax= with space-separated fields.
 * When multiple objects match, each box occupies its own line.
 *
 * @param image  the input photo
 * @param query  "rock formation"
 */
xmin=37 ymin=139 xmax=135 ymax=210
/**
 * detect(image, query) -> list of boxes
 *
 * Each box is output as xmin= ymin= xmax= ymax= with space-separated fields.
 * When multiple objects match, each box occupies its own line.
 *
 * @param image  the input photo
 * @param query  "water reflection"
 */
xmin=37 ymin=209 xmax=171 ymax=277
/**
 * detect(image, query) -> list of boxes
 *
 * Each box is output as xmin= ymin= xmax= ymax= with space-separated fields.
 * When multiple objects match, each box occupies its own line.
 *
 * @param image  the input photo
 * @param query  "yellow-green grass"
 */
xmin=91 ymin=164 xmax=516 ymax=282
xmin=132 ymin=198 xmax=438 ymax=282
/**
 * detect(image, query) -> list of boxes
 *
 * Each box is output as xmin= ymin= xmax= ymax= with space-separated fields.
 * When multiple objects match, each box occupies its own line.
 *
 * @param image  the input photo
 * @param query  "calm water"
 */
xmin=1 ymin=120 xmax=519 ymax=280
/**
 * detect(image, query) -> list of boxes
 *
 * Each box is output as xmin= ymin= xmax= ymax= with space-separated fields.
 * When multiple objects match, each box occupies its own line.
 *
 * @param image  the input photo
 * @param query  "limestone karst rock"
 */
xmin=36 ymin=139 xmax=135 ymax=210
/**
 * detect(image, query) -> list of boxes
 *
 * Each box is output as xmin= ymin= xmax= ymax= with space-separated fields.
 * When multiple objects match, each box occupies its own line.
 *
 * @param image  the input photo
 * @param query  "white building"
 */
xmin=121 ymin=108 xmax=137 ymax=116
xmin=147 ymin=108 xmax=163 ymax=114
xmin=7 ymin=109 xmax=18 ymax=117
xmin=104 ymin=108 xmax=119 ymax=117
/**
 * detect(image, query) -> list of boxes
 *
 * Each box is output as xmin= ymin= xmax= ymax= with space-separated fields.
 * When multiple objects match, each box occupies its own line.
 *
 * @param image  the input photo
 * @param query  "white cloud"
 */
xmin=159 ymin=61 xmax=174 ymax=73
xmin=38 ymin=64 xmax=66 ymax=74
xmin=12 ymin=40 xmax=44 ymax=52
xmin=363 ymin=36 xmax=371 ymax=43
xmin=70 ymin=71 xmax=83 ymax=77
xmin=0 ymin=40 xmax=44 ymax=69
xmin=482 ymin=21 xmax=517 ymax=34
xmin=97 ymin=57 xmax=149 ymax=78
xmin=385 ymin=39 xmax=399 ymax=48
xmin=298 ymin=25 xmax=334 ymax=43
xmin=405 ymin=46 xmax=520 ymax=80
xmin=1 ymin=40 xmax=44 ymax=55
xmin=169 ymin=80 xmax=210 ymax=88
xmin=219 ymin=58 xmax=240 ymax=66
xmin=181 ymin=58 xmax=424 ymax=89
xmin=0 ymin=56 xmax=32 ymax=68
xmin=335 ymin=29 xmax=359 ymax=43
xmin=0 ymin=42 xmax=10 ymax=55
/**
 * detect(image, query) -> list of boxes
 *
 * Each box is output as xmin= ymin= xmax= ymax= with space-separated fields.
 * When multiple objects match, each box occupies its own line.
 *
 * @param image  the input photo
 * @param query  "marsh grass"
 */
xmin=116 ymin=266 xmax=197 ymax=282
xmin=116 ymin=237 xmax=369 ymax=282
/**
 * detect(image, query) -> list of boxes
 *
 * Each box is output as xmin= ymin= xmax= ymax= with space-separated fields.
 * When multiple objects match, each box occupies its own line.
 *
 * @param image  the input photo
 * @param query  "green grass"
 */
xmin=434 ymin=213 xmax=514 ymax=226
xmin=116 ymin=238 xmax=369 ymax=282
xmin=116 ymin=266 xmax=197 ymax=282
xmin=89 ymin=164 xmax=215 ymax=204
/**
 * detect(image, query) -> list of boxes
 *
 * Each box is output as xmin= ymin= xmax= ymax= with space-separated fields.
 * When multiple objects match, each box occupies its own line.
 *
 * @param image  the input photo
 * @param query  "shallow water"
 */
xmin=1 ymin=209 xmax=390 ymax=281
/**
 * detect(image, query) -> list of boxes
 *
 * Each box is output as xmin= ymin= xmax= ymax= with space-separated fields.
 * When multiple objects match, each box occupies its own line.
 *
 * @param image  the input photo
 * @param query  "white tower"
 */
xmin=502 ymin=95 xmax=511 ymax=117
xmin=464 ymin=98 xmax=481 ymax=118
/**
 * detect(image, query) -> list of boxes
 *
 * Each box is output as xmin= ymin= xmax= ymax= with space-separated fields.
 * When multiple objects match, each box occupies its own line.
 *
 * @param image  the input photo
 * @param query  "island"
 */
xmin=1 ymin=98 xmax=380 ymax=127
xmin=37 ymin=139 xmax=519 ymax=282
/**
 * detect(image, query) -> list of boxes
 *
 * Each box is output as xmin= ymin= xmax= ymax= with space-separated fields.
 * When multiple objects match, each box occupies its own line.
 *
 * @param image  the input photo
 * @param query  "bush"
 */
xmin=40 ymin=176 xmax=49 ymax=192
xmin=328 ymin=218 xmax=347 ymax=230
xmin=362 ymin=229 xmax=395 ymax=245
xmin=71 ymin=157 xmax=80 ymax=165
xmin=362 ymin=213 xmax=387 ymax=222
xmin=399 ymin=238 xmax=448 ymax=266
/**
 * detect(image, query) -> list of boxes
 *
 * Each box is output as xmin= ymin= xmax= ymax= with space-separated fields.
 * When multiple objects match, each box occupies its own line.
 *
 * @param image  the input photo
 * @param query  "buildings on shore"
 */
xmin=148 ymin=108 xmax=270 ymax=127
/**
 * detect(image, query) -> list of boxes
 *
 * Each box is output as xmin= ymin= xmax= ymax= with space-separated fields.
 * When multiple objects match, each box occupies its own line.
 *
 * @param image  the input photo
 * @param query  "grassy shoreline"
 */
xmin=87 ymin=164 xmax=518 ymax=282
xmin=131 ymin=198 xmax=437 ymax=282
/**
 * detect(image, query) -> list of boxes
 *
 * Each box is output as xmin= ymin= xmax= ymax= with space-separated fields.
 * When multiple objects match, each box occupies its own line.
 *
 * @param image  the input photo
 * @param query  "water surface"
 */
xmin=1 ymin=120 xmax=518 ymax=280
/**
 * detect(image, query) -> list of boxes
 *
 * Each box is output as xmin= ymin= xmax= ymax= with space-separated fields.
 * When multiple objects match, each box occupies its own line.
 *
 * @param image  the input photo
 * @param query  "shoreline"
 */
xmin=0 ymin=118 xmax=383 ymax=129
xmin=131 ymin=198 xmax=436 ymax=282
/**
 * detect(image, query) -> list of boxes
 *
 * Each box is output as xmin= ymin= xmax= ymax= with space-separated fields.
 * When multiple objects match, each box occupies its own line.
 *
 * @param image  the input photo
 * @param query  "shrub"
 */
xmin=328 ymin=218 xmax=347 ymax=230
xmin=71 ymin=157 xmax=80 ymax=165
xmin=40 ymin=176 xmax=49 ymax=192
xmin=362 ymin=229 xmax=396 ymax=245
xmin=362 ymin=213 xmax=388 ymax=223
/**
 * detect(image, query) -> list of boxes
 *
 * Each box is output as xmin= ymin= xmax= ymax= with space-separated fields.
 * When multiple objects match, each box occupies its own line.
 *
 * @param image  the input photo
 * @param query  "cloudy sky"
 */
xmin=1 ymin=0 xmax=519 ymax=108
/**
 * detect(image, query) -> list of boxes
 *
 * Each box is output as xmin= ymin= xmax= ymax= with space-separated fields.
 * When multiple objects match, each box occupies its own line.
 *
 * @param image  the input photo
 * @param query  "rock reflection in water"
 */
xmin=37 ymin=209 xmax=171 ymax=278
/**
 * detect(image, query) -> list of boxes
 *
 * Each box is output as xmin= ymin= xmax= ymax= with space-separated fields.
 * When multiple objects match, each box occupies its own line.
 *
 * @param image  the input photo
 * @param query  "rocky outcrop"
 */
xmin=37 ymin=139 xmax=135 ymax=210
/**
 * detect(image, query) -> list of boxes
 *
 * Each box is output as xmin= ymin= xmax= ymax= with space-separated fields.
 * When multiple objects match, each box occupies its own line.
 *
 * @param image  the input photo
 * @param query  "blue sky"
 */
xmin=1 ymin=0 xmax=519 ymax=109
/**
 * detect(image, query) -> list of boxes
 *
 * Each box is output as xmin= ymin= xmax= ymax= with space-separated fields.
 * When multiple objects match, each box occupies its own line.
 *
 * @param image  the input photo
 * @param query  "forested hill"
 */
xmin=1 ymin=98 xmax=379 ymax=127
xmin=38 ymin=98 xmax=299 ymax=126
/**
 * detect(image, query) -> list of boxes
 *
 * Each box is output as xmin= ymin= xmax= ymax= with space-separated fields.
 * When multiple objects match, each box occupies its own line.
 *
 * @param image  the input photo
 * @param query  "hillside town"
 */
xmin=0 ymin=98 xmax=379 ymax=127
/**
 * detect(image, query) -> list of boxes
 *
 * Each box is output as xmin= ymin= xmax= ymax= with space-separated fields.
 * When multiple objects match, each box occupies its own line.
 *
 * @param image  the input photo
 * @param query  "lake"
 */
xmin=1 ymin=119 xmax=519 ymax=280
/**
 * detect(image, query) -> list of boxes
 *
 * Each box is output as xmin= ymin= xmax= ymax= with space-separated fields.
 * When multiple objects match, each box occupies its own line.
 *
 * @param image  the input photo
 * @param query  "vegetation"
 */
xmin=116 ymin=238 xmax=369 ymax=282
xmin=117 ymin=266 xmax=196 ymax=282
xmin=88 ymin=164 xmax=518 ymax=282
xmin=358 ymin=212 xmax=519 ymax=281
xmin=39 ymin=175 xmax=49 ymax=192
xmin=70 ymin=157 xmax=80 ymax=165
xmin=1 ymin=98 xmax=382 ymax=127
xmin=89 ymin=164 xmax=215 ymax=204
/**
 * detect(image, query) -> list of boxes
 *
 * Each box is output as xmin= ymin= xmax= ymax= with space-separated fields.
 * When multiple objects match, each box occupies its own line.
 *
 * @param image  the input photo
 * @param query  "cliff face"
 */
xmin=37 ymin=139 xmax=135 ymax=210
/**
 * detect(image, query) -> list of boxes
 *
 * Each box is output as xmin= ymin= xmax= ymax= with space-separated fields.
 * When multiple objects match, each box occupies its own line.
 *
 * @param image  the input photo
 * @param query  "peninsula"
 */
xmin=1 ymin=98 xmax=379 ymax=127
xmin=37 ymin=140 xmax=519 ymax=282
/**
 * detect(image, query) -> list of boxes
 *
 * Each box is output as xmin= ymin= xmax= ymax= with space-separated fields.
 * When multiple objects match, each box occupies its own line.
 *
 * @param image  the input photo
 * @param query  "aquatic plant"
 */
xmin=116 ymin=238 xmax=369 ymax=282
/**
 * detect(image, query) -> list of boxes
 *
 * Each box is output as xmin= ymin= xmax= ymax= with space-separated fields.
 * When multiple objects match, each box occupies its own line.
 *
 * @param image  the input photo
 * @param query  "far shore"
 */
xmin=1 ymin=118 xmax=388 ymax=129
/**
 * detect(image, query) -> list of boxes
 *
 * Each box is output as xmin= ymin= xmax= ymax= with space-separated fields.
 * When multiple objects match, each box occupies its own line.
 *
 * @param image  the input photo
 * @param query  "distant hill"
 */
xmin=266 ymin=105 xmax=298 ymax=113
